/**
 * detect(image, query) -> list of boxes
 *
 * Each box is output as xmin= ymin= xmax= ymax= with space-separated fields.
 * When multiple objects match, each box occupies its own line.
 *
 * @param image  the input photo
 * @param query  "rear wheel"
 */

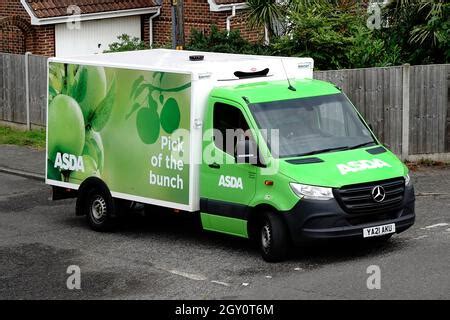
xmin=259 ymin=212 xmax=289 ymax=262
xmin=77 ymin=182 xmax=116 ymax=232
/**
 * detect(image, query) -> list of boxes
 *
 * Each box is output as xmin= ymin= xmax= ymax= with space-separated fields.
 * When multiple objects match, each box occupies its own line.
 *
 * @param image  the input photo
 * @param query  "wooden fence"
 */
xmin=315 ymin=64 xmax=450 ymax=157
xmin=0 ymin=52 xmax=449 ymax=157
xmin=0 ymin=53 xmax=47 ymax=127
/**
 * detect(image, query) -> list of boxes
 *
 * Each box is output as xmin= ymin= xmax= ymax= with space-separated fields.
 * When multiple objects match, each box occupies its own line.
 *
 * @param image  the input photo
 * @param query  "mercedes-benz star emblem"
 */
xmin=371 ymin=185 xmax=386 ymax=203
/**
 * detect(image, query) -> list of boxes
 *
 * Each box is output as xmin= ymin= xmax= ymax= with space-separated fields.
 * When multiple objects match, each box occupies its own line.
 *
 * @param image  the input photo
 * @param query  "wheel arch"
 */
xmin=75 ymin=177 xmax=111 ymax=216
xmin=247 ymin=203 xmax=287 ymax=240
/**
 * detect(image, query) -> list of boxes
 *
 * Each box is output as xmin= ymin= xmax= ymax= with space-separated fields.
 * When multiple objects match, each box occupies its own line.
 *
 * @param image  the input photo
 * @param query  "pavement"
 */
xmin=0 ymin=145 xmax=45 ymax=180
xmin=0 ymin=144 xmax=449 ymax=299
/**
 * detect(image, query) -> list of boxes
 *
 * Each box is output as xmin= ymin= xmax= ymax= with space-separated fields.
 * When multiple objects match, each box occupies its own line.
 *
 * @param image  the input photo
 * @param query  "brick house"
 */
xmin=0 ymin=0 xmax=261 ymax=57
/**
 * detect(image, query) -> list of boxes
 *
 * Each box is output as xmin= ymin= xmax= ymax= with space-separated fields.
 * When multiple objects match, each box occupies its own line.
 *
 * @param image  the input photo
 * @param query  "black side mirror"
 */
xmin=235 ymin=139 xmax=258 ymax=164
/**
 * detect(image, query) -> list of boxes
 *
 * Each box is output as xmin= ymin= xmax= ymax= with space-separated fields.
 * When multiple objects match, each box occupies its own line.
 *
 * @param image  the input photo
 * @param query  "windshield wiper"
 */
xmin=348 ymin=141 xmax=376 ymax=150
xmin=293 ymin=146 xmax=350 ymax=157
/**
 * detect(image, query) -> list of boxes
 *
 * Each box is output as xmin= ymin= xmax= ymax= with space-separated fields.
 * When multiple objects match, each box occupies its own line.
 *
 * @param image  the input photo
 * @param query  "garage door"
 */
xmin=55 ymin=16 xmax=141 ymax=57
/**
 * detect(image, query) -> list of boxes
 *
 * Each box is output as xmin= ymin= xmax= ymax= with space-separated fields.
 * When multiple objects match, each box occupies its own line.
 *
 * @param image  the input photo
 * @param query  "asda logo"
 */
xmin=54 ymin=152 xmax=85 ymax=172
xmin=337 ymin=159 xmax=391 ymax=175
xmin=219 ymin=175 xmax=243 ymax=189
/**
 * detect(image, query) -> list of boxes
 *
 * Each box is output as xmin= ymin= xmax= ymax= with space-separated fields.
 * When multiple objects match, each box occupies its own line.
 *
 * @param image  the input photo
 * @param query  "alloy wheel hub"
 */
xmin=91 ymin=196 xmax=107 ymax=221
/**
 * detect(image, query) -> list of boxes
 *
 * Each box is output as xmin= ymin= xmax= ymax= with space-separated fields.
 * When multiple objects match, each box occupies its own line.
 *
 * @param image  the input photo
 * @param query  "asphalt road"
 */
xmin=0 ymin=168 xmax=448 ymax=300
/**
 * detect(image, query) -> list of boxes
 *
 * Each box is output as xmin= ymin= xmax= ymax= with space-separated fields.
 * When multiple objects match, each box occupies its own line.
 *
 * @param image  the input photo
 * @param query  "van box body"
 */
xmin=46 ymin=49 xmax=313 ymax=211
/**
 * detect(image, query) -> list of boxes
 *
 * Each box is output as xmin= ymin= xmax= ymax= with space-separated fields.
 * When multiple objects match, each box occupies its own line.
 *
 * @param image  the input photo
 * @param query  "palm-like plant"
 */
xmin=246 ymin=0 xmax=284 ymax=44
xmin=288 ymin=0 xmax=359 ymax=12
xmin=386 ymin=0 xmax=448 ymax=46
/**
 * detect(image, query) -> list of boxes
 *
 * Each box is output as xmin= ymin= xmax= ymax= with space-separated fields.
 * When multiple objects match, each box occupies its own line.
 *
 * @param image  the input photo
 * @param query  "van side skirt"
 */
xmin=200 ymin=198 xmax=249 ymax=238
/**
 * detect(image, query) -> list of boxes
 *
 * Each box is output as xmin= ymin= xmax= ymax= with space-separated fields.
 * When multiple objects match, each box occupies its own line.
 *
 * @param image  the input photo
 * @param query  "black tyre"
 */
xmin=78 ymin=183 xmax=116 ymax=232
xmin=259 ymin=212 xmax=289 ymax=262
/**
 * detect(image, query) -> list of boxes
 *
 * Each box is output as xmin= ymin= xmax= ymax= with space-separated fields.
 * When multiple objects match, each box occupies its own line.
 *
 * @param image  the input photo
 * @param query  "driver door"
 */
xmin=200 ymin=99 xmax=257 ymax=237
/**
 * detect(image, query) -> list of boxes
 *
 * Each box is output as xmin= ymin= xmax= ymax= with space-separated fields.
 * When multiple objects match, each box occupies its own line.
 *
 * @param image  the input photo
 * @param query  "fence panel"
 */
xmin=28 ymin=54 xmax=48 ymax=126
xmin=0 ymin=53 xmax=47 ymax=127
xmin=314 ymin=66 xmax=404 ymax=155
xmin=409 ymin=64 xmax=449 ymax=155
xmin=0 ymin=53 xmax=27 ymax=124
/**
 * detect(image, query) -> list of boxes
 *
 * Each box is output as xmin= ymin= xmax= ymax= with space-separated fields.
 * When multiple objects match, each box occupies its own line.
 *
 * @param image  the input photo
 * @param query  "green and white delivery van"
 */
xmin=46 ymin=49 xmax=415 ymax=261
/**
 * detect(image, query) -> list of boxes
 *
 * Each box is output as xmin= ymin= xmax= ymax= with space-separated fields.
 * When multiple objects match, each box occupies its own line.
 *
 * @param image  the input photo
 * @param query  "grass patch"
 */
xmin=0 ymin=125 xmax=46 ymax=149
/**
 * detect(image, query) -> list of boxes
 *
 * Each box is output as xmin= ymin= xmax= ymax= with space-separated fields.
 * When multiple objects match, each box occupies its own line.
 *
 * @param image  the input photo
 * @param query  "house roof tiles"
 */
xmin=25 ymin=0 xmax=160 ymax=19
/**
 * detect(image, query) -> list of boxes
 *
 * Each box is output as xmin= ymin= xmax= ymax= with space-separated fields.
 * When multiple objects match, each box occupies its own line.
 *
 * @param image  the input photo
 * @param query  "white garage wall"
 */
xmin=55 ymin=16 xmax=141 ymax=57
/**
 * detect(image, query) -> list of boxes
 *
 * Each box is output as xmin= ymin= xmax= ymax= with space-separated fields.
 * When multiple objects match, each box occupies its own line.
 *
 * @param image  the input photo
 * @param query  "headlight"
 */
xmin=290 ymin=183 xmax=334 ymax=200
xmin=404 ymin=174 xmax=411 ymax=186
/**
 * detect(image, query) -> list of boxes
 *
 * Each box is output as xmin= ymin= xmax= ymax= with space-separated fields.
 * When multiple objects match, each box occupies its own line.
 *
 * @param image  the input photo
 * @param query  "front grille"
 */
xmin=334 ymin=177 xmax=405 ymax=214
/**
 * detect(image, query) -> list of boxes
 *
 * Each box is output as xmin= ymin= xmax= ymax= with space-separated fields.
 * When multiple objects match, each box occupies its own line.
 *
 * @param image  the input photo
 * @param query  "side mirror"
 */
xmin=235 ymin=139 xmax=258 ymax=164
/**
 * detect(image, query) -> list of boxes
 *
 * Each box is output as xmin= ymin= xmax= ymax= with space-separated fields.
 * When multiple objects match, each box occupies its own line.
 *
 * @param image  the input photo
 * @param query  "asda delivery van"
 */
xmin=46 ymin=49 xmax=415 ymax=261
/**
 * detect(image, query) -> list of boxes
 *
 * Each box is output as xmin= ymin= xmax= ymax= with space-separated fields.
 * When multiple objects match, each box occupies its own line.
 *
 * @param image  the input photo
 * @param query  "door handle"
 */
xmin=208 ymin=162 xmax=220 ymax=169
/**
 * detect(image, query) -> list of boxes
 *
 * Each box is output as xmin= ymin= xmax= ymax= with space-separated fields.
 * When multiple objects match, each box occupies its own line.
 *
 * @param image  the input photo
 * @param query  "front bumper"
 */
xmin=284 ymin=185 xmax=415 ymax=245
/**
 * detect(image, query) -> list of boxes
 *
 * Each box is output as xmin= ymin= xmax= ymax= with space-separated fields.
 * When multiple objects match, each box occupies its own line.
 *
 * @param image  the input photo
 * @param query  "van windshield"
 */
xmin=248 ymin=93 xmax=376 ymax=158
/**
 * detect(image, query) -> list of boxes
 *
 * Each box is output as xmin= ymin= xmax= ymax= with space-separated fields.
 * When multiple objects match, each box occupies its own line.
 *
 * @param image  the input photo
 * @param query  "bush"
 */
xmin=105 ymin=34 xmax=148 ymax=53
xmin=346 ymin=27 xmax=402 ymax=68
xmin=186 ymin=25 xmax=271 ymax=55
xmin=381 ymin=0 xmax=449 ymax=65
xmin=270 ymin=2 xmax=366 ymax=70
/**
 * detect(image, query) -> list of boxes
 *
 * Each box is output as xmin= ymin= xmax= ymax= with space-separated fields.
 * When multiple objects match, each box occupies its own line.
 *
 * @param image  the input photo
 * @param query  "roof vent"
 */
xmin=189 ymin=55 xmax=204 ymax=61
xmin=234 ymin=68 xmax=269 ymax=79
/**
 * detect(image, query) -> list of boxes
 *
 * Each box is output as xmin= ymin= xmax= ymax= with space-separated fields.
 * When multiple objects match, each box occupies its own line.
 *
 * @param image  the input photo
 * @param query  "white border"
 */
xmin=46 ymin=179 xmax=193 ymax=211
xmin=48 ymin=57 xmax=197 ymax=79
xmin=45 ymin=58 xmax=50 ymax=181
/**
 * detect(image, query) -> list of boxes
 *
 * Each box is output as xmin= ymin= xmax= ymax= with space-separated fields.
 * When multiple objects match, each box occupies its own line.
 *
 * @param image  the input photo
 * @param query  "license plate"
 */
xmin=363 ymin=223 xmax=396 ymax=238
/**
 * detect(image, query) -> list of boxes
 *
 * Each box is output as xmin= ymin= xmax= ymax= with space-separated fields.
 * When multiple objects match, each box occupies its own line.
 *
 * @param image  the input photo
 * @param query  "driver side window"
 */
xmin=213 ymin=103 xmax=250 ymax=156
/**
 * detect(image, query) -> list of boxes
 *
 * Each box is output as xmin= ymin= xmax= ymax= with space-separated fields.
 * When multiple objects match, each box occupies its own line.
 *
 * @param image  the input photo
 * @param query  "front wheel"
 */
xmin=259 ymin=212 xmax=289 ymax=262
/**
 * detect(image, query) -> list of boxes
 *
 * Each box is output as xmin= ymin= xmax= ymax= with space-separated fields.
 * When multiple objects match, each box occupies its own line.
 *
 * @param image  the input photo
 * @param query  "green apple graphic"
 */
xmin=48 ymin=94 xmax=86 ymax=161
xmin=136 ymin=107 xmax=160 ymax=144
xmin=128 ymin=72 xmax=190 ymax=145
xmin=83 ymin=129 xmax=104 ymax=173
xmin=75 ymin=66 xmax=107 ymax=123
xmin=160 ymin=98 xmax=180 ymax=134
